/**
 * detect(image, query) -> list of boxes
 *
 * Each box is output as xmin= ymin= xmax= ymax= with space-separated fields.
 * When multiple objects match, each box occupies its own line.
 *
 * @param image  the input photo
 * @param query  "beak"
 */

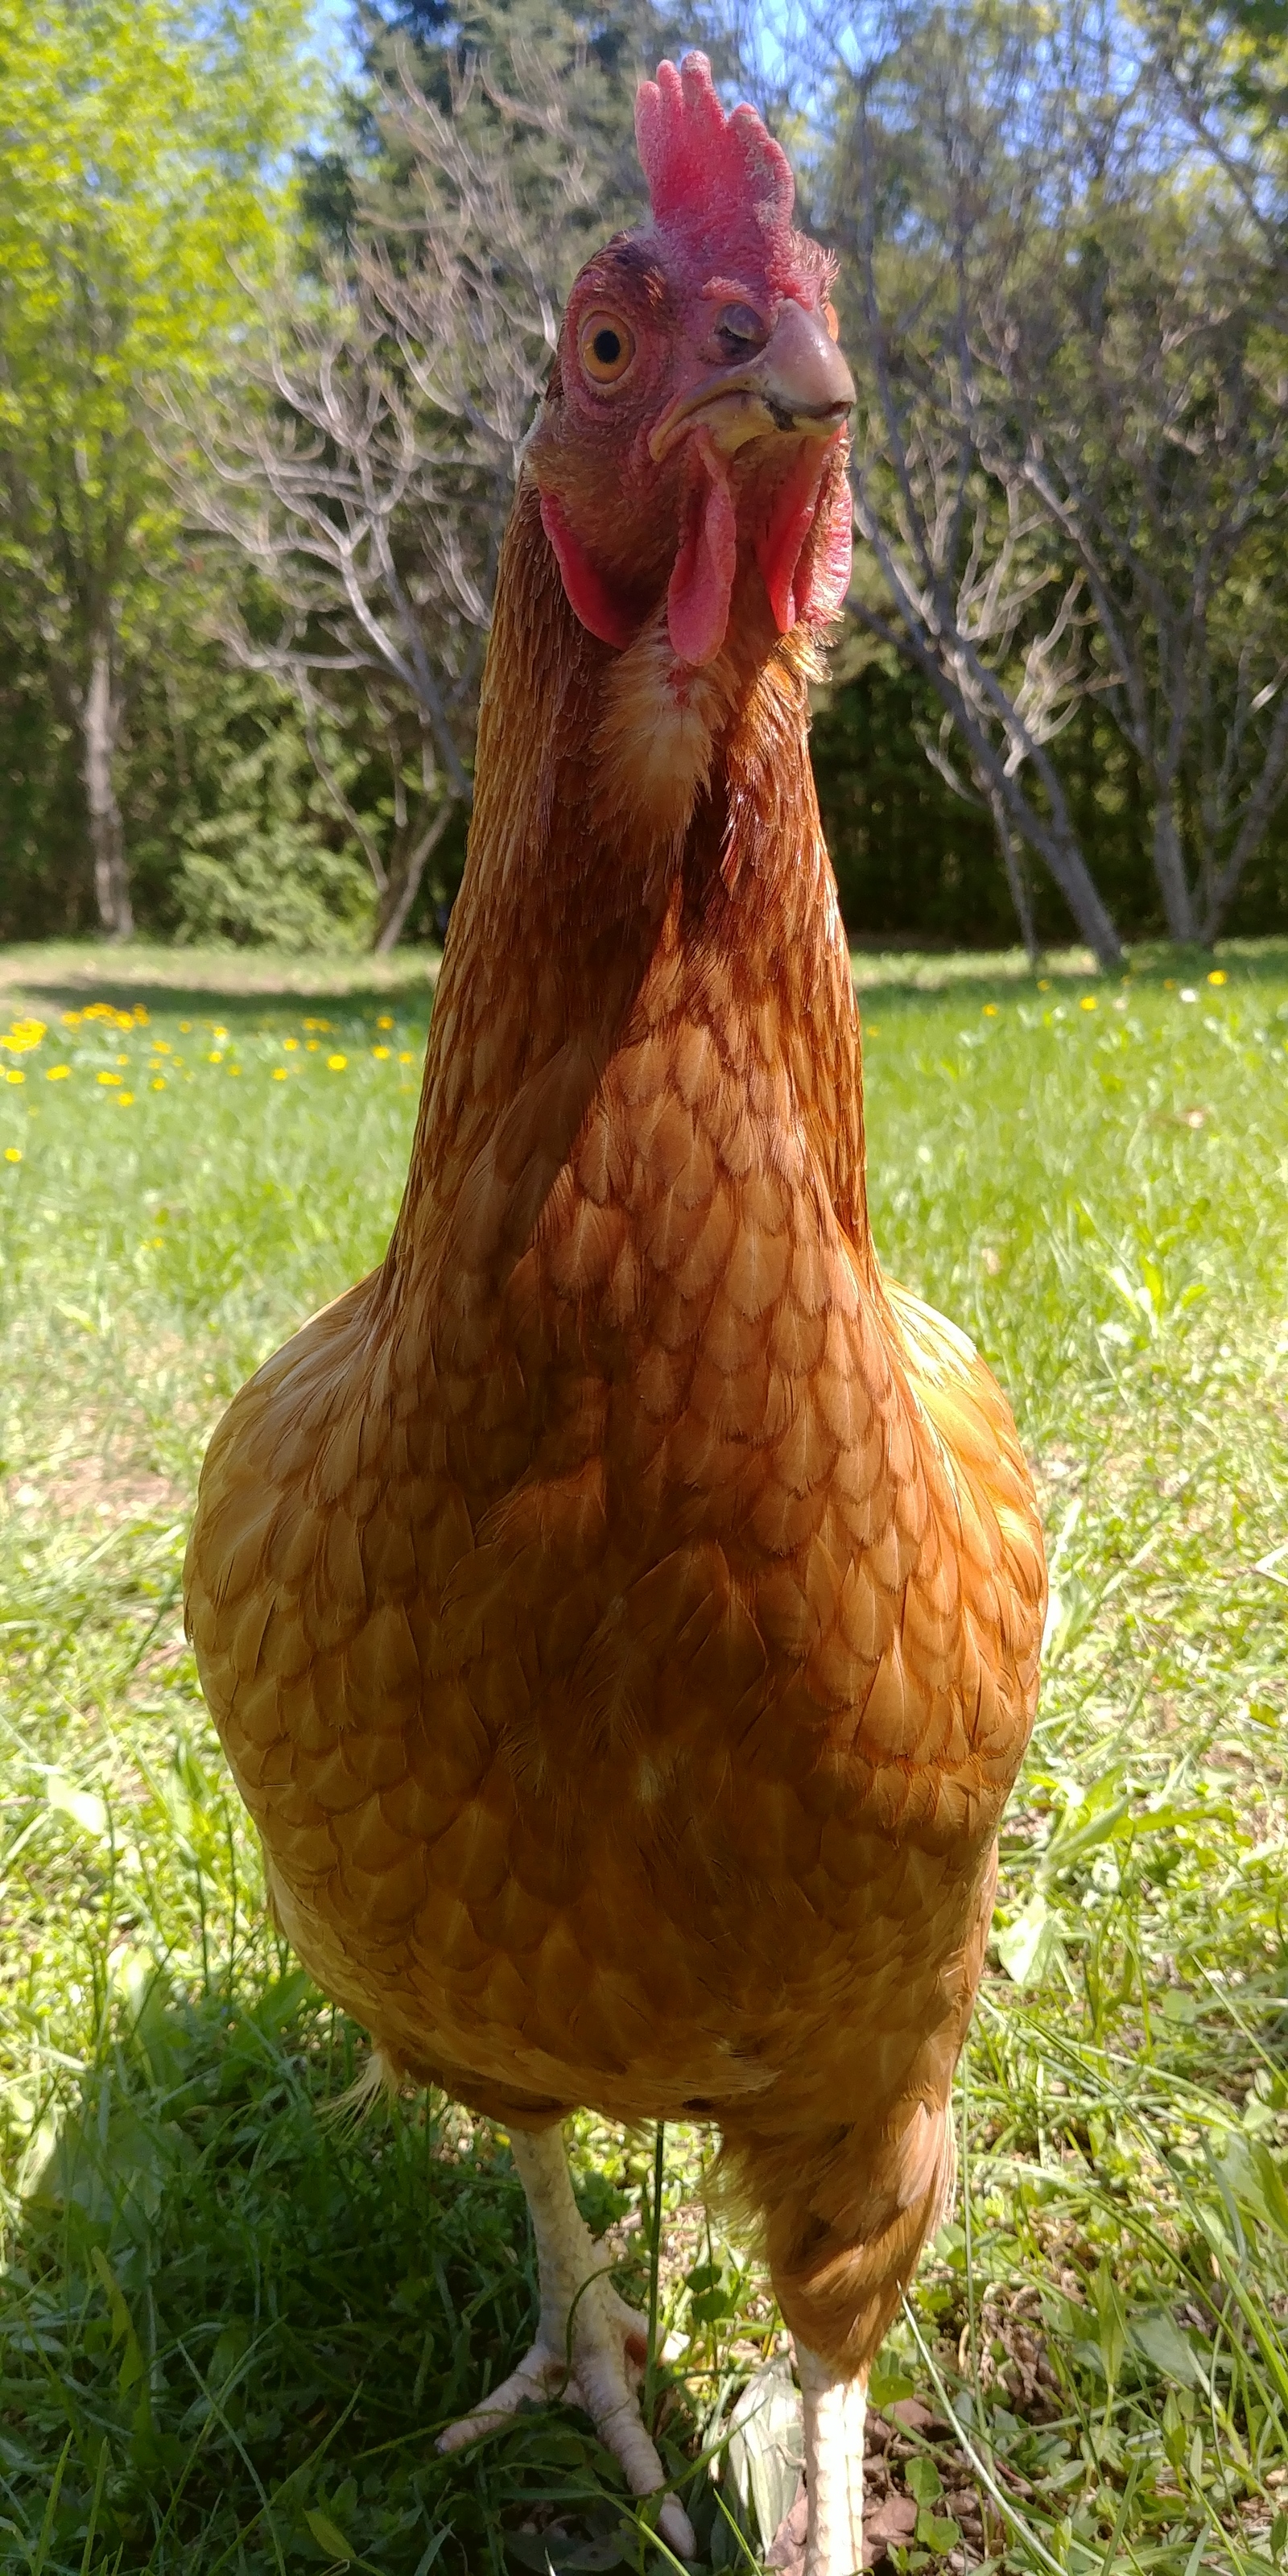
xmin=649 ymin=297 xmax=855 ymax=464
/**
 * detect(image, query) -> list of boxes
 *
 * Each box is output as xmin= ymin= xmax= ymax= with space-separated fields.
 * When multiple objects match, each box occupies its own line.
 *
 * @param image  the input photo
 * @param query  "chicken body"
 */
xmin=187 ymin=60 xmax=1045 ymax=2574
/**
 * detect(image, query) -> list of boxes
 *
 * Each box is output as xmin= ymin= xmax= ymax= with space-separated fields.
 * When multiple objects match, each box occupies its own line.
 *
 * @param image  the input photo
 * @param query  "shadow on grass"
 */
xmin=2 ymin=1971 xmax=706 ymax=2575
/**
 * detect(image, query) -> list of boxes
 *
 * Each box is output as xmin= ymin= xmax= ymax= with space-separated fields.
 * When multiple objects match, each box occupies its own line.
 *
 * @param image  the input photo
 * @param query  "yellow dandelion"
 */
xmin=97 ymin=1071 xmax=122 ymax=1088
xmin=306 ymin=1040 xmax=319 ymax=1053
xmin=46 ymin=1067 xmax=70 ymax=1082
xmin=1080 ymin=995 xmax=1097 ymax=1012
xmin=118 ymin=1092 xmax=134 ymax=1106
xmin=4 ymin=1146 xmax=20 ymax=1163
xmin=180 ymin=1020 xmax=192 ymax=1033
xmin=208 ymin=1051 xmax=224 ymax=1063
xmin=398 ymin=1051 xmax=415 ymax=1064
xmin=1164 ymin=978 xmax=1176 ymax=989
xmin=982 ymin=1003 xmax=998 ymax=1018
xmin=6 ymin=1070 xmax=24 ymax=1086
xmin=283 ymin=1037 xmax=299 ymax=1052
xmin=377 ymin=1014 xmax=394 ymax=1030
xmin=116 ymin=1053 xmax=130 ymax=1066
xmin=151 ymin=1077 xmax=166 ymax=1092
xmin=1208 ymin=968 xmax=1227 ymax=985
xmin=133 ymin=1006 xmax=149 ymax=1025
xmin=373 ymin=1044 xmax=391 ymax=1060
xmin=229 ymin=1065 xmax=241 ymax=1077
xmin=1037 ymin=977 xmax=1051 ymax=991
xmin=151 ymin=1236 xmax=164 ymax=1249
xmin=272 ymin=1067 xmax=288 ymax=1082
xmin=327 ymin=1052 xmax=348 ymax=1071
xmin=151 ymin=1038 xmax=171 ymax=1055
xmin=62 ymin=1009 xmax=83 ymax=1027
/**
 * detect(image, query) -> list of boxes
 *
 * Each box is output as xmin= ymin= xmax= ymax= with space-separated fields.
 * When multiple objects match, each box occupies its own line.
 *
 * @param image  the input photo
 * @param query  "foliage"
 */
xmin=0 ymin=0 xmax=312 ymax=934
xmin=180 ymin=0 xmax=704 ymax=948
xmin=0 ymin=942 xmax=1285 ymax=2571
xmin=815 ymin=0 xmax=1288 ymax=955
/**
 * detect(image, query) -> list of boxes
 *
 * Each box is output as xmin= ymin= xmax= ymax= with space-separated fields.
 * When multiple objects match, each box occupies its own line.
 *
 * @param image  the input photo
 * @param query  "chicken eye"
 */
xmin=714 ymin=302 xmax=770 ymax=358
xmin=580 ymin=312 xmax=636 ymax=385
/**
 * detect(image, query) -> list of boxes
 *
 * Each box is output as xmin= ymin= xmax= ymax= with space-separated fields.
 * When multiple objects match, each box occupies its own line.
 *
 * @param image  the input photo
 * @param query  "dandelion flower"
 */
xmin=398 ymin=1051 xmax=415 ymax=1064
xmin=6 ymin=1069 xmax=24 ymax=1085
xmin=1080 ymin=996 xmax=1097 ymax=1012
xmin=1037 ymin=976 xmax=1051 ymax=991
xmin=306 ymin=1040 xmax=319 ymax=1052
xmin=151 ymin=1077 xmax=166 ymax=1091
xmin=982 ymin=1003 xmax=998 ymax=1018
xmin=4 ymin=1146 xmax=20 ymax=1162
xmin=97 ymin=1071 xmax=122 ymax=1088
xmin=208 ymin=1050 xmax=224 ymax=1063
xmin=283 ymin=1037 xmax=299 ymax=1052
xmin=272 ymin=1067 xmax=288 ymax=1083
xmin=46 ymin=1067 xmax=69 ymax=1082
xmin=1208 ymin=969 xmax=1227 ymax=986
xmin=373 ymin=1044 xmax=390 ymax=1059
xmin=118 ymin=1092 xmax=134 ymax=1105
xmin=327 ymin=1053 xmax=348 ymax=1071
xmin=377 ymin=1014 xmax=394 ymax=1030
xmin=180 ymin=1020 xmax=192 ymax=1033
xmin=62 ymin=1009 xmax=83 ymax=1027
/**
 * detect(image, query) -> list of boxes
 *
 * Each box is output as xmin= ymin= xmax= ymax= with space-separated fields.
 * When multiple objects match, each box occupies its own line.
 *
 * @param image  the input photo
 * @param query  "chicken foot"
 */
xmin=796 ymin=2345 xmax=866 ymax=2576
xmin=437 ymin=2124 xmax=696 ymax=2560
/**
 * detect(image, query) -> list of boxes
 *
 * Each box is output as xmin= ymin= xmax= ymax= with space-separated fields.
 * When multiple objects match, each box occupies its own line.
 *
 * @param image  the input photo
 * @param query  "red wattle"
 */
xmin=667 ymin=431 xmax=737 ymax=667
xmin=754 ymin=452 xmax=827 ymax=634
xmin=539 ymin=493 xmax=636 ymax=649
xmin=799 ymin=456 xmax=855 ymax=625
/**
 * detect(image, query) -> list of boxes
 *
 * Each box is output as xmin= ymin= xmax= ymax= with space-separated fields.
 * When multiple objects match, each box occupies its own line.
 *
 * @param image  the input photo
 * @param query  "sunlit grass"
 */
xmin=0 ymin=942 xmax=1285 ymax=2574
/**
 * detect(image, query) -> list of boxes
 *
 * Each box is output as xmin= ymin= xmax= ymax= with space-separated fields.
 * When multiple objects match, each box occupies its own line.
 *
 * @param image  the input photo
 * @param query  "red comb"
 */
xmin=634 ymin=53 xmax=803 ymax=298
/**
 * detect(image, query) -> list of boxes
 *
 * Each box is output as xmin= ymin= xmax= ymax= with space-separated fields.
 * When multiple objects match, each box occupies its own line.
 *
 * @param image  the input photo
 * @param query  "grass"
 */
xmin=0 ymin=937 xmax=1285 ymax=2576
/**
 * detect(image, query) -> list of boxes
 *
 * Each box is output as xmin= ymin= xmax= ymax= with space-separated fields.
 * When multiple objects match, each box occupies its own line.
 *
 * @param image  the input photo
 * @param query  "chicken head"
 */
xmin=528 ymin=52 xmax=855 ymax=673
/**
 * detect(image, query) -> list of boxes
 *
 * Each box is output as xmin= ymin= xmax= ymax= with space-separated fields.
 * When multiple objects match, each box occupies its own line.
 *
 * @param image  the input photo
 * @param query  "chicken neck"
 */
xmin=389 ymin=477 xmax=869 ymax=1291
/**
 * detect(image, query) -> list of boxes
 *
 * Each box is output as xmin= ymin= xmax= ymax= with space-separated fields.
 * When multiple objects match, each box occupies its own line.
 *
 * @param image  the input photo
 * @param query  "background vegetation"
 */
xmin=6 ymin=0 xmax=1288 ymax=955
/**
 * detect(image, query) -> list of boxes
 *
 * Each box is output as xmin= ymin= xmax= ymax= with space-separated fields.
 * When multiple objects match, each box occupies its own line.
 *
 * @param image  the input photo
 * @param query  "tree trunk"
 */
xmin=982 ymin=775 xmax=1042 ymax=966
xmin=83 ymin=636 xmax=133 ymax=940
xmin=1151 ymin=793 xmax=1199 ymax=945
xmin=374 ymin=799 xmax=455 ymax=952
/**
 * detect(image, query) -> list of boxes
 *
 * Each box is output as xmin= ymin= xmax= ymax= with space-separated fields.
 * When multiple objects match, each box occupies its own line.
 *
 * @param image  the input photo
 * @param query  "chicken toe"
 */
xmin=437 ymin=2124 xmax=696 ymax=2561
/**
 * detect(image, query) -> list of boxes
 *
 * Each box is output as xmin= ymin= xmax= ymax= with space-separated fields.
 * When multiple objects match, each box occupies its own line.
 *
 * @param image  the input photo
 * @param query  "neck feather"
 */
xmin=394 ymin=474 xmax=868 ymax=1265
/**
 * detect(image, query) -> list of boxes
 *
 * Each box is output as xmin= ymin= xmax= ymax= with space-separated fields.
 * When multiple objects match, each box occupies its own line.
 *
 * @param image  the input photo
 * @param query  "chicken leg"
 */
xmin=437 ymin=2125 xmax=696 ymax=2560
xmin=797 ymin=2344 xmax=867 ymax=2576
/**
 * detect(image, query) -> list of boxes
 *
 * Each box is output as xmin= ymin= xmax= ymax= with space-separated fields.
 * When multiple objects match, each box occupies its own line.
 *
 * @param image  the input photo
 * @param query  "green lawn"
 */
xmin=1 ymin=939 xmax=1286 ymax=2576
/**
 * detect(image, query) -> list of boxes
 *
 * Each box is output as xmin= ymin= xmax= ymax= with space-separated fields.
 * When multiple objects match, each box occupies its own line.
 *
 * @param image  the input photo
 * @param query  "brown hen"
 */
xmin=185 ymin=55 xmax=1046 ymax=2576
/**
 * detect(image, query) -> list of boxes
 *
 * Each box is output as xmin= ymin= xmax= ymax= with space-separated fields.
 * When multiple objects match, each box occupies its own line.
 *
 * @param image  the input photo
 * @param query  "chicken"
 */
xmin=185 ymin=53 xmax=1046 ymax=2576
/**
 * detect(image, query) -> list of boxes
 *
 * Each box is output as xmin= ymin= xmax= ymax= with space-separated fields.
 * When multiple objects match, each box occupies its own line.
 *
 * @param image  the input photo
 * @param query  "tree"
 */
xmin=0 ymin=0 xmax=310 ymax=937
xmin=790 ymin=0 xmax=1288 ymax=957
xmin=180 ymin=0 xmax=680 ymax=947
xmin=966 ymin=4 xmax=1288 ymax=944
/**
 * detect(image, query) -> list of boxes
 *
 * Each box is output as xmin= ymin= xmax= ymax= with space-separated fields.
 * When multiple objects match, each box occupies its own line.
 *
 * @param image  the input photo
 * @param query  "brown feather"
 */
xmin=185 ymin=471 xmax=1046 ymax=2371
